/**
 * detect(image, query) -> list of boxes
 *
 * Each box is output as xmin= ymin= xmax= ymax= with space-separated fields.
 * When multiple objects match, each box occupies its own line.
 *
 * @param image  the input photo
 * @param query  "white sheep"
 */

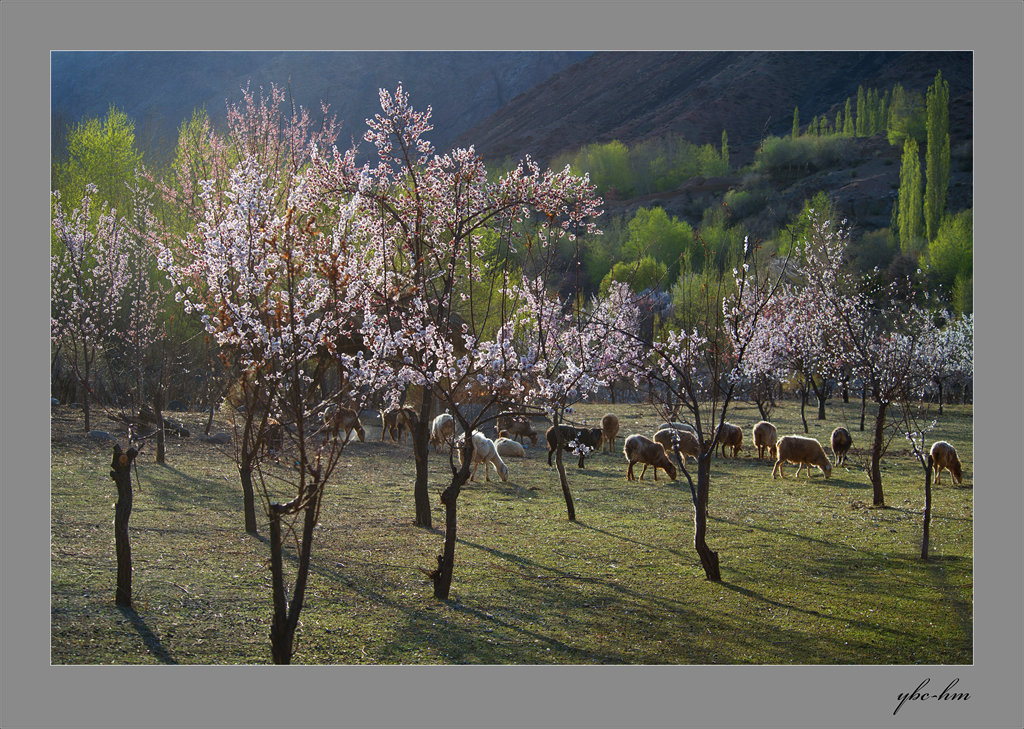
xmin=494 ymin=437 xmax=527 ymax=458
xmin=772 ymin=435 xmax=832 ymax=479
xmin=657 ymin=421 xmax=697 ymax=436
xmin=430 ymin=413 xmax=456 ymax=453
xmin=458 ymin=431 xmax=510 ymax=482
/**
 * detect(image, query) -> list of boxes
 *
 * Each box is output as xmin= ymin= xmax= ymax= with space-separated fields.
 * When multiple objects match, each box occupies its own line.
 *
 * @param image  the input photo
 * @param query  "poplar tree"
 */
xmin=856 ymin=85 xmax=867 ymax=136
xmin=721 ymin=129 xmax=730 ymax=170
xmin=924 ymin=70 xmax=951 ymax=242
xmin=843 ymin=98 xmax=854 ymax=136
xmin=792 ymin=107 xmax=800 ymax=137
xmin=897 ymin=138 xmax=924 ymax=253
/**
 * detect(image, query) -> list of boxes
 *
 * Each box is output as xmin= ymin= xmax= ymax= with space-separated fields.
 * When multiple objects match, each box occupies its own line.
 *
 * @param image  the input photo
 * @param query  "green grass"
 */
xmin=50 ymin=398 xmax=973 ymax=664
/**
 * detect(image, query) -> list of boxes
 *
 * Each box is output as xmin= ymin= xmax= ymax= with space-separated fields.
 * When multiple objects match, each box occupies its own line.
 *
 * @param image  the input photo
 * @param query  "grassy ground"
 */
xmin=50 ymin=397 xmax=973 ymax=664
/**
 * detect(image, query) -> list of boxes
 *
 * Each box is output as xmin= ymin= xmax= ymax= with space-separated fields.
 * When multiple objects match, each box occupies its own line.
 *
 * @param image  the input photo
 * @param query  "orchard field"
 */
xmin=50 ymin=398 xmax=973 ymax=665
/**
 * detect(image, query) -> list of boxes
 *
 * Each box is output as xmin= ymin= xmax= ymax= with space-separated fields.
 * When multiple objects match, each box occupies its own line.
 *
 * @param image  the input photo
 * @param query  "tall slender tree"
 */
xmin=897 ymin=138 xmax=924 ymax=253
xmin=924 ymin=70 xmax=951 ymax=242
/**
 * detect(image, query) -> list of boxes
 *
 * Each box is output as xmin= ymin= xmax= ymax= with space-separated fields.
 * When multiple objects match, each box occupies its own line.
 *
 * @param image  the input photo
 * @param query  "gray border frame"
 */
xmin=4 ymin=2 xmax=1021 ymax=727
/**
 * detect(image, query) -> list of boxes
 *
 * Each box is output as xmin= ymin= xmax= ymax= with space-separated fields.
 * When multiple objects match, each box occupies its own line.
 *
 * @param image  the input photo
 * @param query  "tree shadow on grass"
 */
xmin=571 ymin=519 xmax=688 ymax=558
xmin=116 ymin=605 xmax=177 ymax=664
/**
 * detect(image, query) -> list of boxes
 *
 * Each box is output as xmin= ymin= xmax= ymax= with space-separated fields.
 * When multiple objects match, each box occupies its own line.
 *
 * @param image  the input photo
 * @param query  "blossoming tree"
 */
xmin=161 ymin=153 xmax=365 ymax=662
xmin=52 ymin=185 xmax=137 ymax=431
xmin=643 ymin=239 xmax=788 ymax=581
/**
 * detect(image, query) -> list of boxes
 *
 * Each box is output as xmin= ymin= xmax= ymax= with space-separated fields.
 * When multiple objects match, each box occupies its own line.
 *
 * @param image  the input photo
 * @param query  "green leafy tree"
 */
xmin=924 ymin=70 xmax=951 ymax=241
xmin=856 ymin=85 xmax=867 ymax=136
xmin=720 ymin=129 xmax=730 ymax=171
xmin=925 ymin=209 xmax=972 ymax=297
xmin=897 ymin=138 xmax=925 ymax=253
xmin=792 ymin=107 xmax=800 ymax=137
xmin=843 ymin=98 xmax=854 ymax=136
xmin=887 ymin=83 xmax=926 ymax=147
xmin=624 ymin=206 xmax=698 ymax=283
xmin=600 ymin=256 xmax=667 ymax=296
xmin=53 ymin=105 xmax=143 ymax=216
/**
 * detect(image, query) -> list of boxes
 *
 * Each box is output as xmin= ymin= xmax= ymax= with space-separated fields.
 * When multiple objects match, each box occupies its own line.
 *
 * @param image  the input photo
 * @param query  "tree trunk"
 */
xmin=267 ymin=504 xmax=291 ymax=663
xmin=432 ymin=483 xmax=461 ymax=600
xmin=693 ymin=454 xmax=721 ymax=581
xmin=937 ymin=380 xmax=944 ymax=416
xmin=921 ymin=455 xmax=933 ymax=560
xmin=842 ymin=384 xmax=849 ymax=404
xmin=860 ymin=381 xmax=867 ymax=431
xmin=554 ymin=445 xmax=577 ymax=522
xmin=82 ymin=358 xmax=92 ymax=432
xmin=799 ymin=386 xmax=809 ymax=433
xmin=869 ymin=403 xmax=887 ymax=507
xmin=413 ymin=398 xmax=433 ymax=528
xmin=109 ymin=445 xmax=138 ymax=608
xmin=239 ymin=458 xmax=259 ymax=534
xmin=153 ymin=389 xmax=166 ymax=464
xmin=268 ymin=479 xmax=323 ymax=664
xmin=811 ymin=377 xmax=827 ymax=420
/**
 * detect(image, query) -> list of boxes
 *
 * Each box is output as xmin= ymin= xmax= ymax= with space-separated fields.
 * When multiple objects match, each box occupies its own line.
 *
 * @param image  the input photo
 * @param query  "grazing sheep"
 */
xmin=457 ymin=431 xmax=509 ymax=482
xmin=653 ymin=427 xmax=699 ymax=464
xmin=830 ymin=426 xmax=852 ymax=466
xmin=623 ymin=434 xmax=678 ymax=482
xmin=601 ymin=413 xmax=620 ymax=453
xmin=381 ymin=407 xmax=417 ymax=442
xmin=494 ymin=437 xmax=527 ymax=458
xmin=546 ymin=425 xmax=603 ymax=469
xmin=772 ymin=435 xmax=832 ymax=479
xmin=324 ymin=406 xmax=366 ymax=444
xmin=264 ymin=417 xmax=285 ymax=454
xmin=929 ymin=441 xmax=963 ymax=485
xmin=715 ymin=422 xmax=743 ymax=458
xmin=429 ymin=413 xmax=456 ymax=453
xmin=658 ymin=421 xmax=697 ymax=436
xmin=496 ymin=414 xmax=539 ymax=445
xmin=752 ymin=421 xmax=778 ymax=461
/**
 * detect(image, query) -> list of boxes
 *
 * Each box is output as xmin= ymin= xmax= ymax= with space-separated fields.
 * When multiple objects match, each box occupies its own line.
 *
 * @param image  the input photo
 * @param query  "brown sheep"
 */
xmin=653 ymin=427 xmax=699 ymax=465
xmin=623 ymin=434 xmax=678 ymax=482
xmin=601 ymin=413 xmax=620 ymax=453
xmin=715 ymin=422 xmax=743 ymax=458
xmin=496 ymin=414 xmax=538 ymax=445
xmin=772 ymin=435 xmax=832 ymax=479
xmin=830 ymin=427 xmax=852 ymax=466
xmin=752 ymin=421 xmax=778 ymax=461
xmin=324 ymin=406 xmax=366 ymax=444
xmin=929 ymin=441 xmax=963 ymax=485
xmin=263 ymin=417 xmax=285 ymax=455
xmin=546 ymin=425 xmax=603 ymax=469
xmin=381 ymin=407 xmax=417 ymax=442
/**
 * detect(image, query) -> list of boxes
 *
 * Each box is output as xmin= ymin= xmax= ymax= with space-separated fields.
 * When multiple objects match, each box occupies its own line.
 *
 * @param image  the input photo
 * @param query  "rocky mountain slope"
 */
xmin=457 ymin=51 xmax=972 ymax=166
xmin=51 ymin=51 xmax=591 ymax=159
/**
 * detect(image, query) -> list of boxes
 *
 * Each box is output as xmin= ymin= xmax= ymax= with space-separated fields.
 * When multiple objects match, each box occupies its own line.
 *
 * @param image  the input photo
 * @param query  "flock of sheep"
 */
xmin=319 ymin=404 xmax=965 ymax=488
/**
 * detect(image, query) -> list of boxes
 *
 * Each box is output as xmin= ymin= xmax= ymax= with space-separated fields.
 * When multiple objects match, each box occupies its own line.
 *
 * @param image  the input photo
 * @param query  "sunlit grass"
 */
xmin=50 ymin=398 xmax=972 ymax=664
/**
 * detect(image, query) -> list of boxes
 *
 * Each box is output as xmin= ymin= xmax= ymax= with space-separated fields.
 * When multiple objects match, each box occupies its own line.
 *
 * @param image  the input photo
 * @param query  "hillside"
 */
xmin=51 ymin=51 xmax=591 ymax=161
xmin=52 ymin=50 xmax=973 ymax=238
xmin=457 ymin=51 xmax=972 ymax=167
